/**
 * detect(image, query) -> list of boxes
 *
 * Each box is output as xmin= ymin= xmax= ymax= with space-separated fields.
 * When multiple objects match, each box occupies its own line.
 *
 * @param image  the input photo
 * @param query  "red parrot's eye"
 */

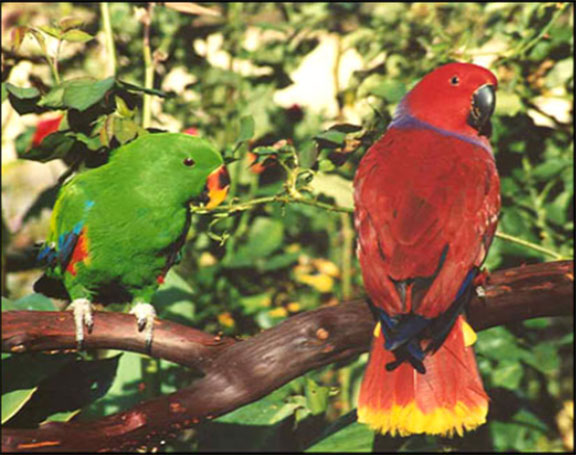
xmin=183 ymin=158 xmax=196 ymax=167
xmin=450 ymin=76 xmax=460 ymax=86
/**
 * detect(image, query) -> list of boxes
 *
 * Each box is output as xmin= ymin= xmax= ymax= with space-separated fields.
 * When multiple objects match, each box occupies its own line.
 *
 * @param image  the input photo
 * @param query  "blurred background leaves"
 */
xmin=1 ymin=2 xmax=573 ymax=452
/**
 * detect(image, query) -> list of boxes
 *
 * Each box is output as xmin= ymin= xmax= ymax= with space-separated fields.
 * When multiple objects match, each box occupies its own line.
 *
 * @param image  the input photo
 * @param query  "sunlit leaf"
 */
xmin=2 ymin=388 xmax=37 ymax=424
xmin=61 ymin=29 xmax=94 ymax=43
xmin=305 ymin=412 xmax=373 ymax=452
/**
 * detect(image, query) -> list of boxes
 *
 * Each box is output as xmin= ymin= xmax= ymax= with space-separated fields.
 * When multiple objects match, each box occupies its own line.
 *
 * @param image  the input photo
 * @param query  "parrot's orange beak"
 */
xmin=205 ymin=165 xmax=230 ymax=209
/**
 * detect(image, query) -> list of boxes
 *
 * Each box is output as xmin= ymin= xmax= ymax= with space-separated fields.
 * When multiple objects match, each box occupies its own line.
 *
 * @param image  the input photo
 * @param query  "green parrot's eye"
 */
xmin=450 ymin=76 xmax=460 ymax=86
xmin=183 ymin=158 xmax=196 ymax=167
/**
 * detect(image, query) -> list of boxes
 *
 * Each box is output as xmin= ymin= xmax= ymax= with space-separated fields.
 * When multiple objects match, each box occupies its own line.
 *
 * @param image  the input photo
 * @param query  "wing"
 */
xmin=37 ymin=178 xmax=94 ymax=278
xmin=354 ymin=127 xmax=500 ymax=319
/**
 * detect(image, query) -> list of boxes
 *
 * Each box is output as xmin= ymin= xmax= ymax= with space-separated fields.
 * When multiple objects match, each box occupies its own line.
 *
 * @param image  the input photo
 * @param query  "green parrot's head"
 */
xmin=110 ymin=132 xmax=229 ymax=208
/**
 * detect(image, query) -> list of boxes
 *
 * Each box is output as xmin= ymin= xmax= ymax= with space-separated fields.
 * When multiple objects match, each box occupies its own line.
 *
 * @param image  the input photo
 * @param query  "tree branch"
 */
xmin=1 ymin=260 xmax=573 ymax=453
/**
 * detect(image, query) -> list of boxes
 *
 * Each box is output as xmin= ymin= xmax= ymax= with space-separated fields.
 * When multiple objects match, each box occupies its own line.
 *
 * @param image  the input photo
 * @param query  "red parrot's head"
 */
xmin=400 ymin=62 xmax=498 ymax=139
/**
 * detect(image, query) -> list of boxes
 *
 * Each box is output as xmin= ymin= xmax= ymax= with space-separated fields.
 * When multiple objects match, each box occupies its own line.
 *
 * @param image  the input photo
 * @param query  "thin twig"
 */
xmin=100 ymin=2 xmax=116 ymax=77
xmin=141 ymin=3 xmax=154 ymax=129
xmin=493 ymin=231 xmax=567 ymax=260
xmin=191 ymin=194 xmax=568 ymax=259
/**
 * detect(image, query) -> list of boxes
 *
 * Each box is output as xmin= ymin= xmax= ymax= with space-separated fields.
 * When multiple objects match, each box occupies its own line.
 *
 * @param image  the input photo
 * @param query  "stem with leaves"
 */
xmin=192 ymin=179 xmax=568 ymax=261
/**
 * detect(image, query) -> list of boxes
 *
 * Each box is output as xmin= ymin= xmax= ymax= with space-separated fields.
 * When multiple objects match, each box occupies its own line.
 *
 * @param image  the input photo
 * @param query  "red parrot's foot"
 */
xmin=473 ymin=268 xmax=491 ymax=299
xmin=130 ymin=302 xmax=157 ymax=349
xmin=68 ymin=298 xmax=94 ymax=350
xmin=473 ymin=268 xmax=490 ymax=287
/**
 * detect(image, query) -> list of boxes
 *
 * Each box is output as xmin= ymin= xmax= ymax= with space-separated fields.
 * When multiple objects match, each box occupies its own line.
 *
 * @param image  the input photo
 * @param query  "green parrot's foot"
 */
xmin=129 ymin=302 xmax=157 ymax=349
xmin=68 ymin=298 xmax=94 ymax=349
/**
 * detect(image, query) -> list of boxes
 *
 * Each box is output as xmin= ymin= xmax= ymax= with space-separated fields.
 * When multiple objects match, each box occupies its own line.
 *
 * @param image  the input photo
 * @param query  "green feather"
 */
xmin=41 ymin=133 xmax=223 ymax=303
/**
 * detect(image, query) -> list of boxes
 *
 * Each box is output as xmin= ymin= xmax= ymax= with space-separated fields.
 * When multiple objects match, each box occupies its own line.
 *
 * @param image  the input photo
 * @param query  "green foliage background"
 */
xmin=1 ymin=2 xmax=573 ymax=452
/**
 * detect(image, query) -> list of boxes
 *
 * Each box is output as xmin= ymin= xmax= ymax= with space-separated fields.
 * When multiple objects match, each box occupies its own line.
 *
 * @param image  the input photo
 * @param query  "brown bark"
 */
xmin=1 ymin=260 xmax=573 ymax=453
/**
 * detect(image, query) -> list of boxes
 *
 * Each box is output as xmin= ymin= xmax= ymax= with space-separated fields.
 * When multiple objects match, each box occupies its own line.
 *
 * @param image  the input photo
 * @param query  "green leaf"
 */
xmin=11 ymin=26 xmax=29 ymax=52
xmin=116 ymin=80 xmax=170 ymax=98
xmin=38 ymin=85 xmax=66 ymax=109
xmin=113 ymin=117 xmax=140 ymax=144
xmin=198 ymin=384 xmax=302 ymax=452
xmin=59 ymin=17 xmax=84 ymax=32
xmin=305 ymin=411 xmax=373 ymax=452
xmin=5 ymin=83 xmax=40 ymax=100
xmin=369 ymin=80 xmax=406 ymax=103
xmin=531 ymin=159 xmax=568 ymax=180
xmin=153 ymin=269 xmax=196 ymax=324
xmin=42 ymin=410 xmax=81 ymax=423
xmin=523 ymin=317 xmax=550 ymax=329
xmin=1 ymin=352 xmax=76 ymax=424
xmin=258 ymin=251 xmax=299 ymax=272
xmin=225 ymin=217 xmax=284 ymax=268
xmin=73 ymin=132 xmax=103 ymax=151
xmin=311 ymin=173 xmax=354 ymax=209
xmin=240 ymin=292 xmax=272 ymax=315
xmin=218 ymin=389 xmax=298 ymax=426
xmin=2 ymin=388 xmax=37 ymax=424
xmin=1 ymin=297 xmax=17 ymax=312
xmin=496 ymin=92 xmax=523 ymax=116
xmin=328 ymin=123 xmax=362 ymax=134
xmin=29 ymin=28 xmax=48 ymax=55
xmin=314 ymin=130 xmax=347 ymax=148
xmin=7 ymin=356 xmax=121 ymax=427
xmin=8 ymin=293 xmax=56 ymax=311
xmin=305 ymin=377 xmax=330 ymax=415
xmin=61 ymin=29 xmax=94 ymax=43
xmin=318 ymin=158 xmax=336 ymax=172
xmin=523 ymin=343 xmax=559 ymax=375
xmin=38 ymin=25 xmax=61 ymax=39
xmin=492 ymin=360 xmax=523 ymax=389
xmin=62 ymin=77 xmax=115 ymax=111
xmin=114 ymin=95 xmax=135 ymax=118
xmin=19 ymin=131 xmax=76 ymax=163
xmin=477 ymin=327 xmax=527 ymax=362
xmin=238 ymin=115 xmax=255 ymax=142
xmin=81 ymin=351 xmax=142 ymax=417
xmin=547 ymin=191 xmax=572 ymax=225
xmin=491 ymin=409 xmax=547 ymax=451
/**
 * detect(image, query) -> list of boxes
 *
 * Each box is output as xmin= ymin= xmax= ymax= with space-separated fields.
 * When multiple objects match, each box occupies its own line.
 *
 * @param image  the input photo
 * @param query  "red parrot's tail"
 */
xmin=357 ymin=315 xmax=488 ymax=437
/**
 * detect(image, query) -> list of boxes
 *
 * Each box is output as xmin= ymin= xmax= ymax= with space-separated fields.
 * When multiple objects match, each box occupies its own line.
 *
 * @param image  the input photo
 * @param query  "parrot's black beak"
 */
xmin=467 ymin=84 xmax=496 ymax=138
xmin=204 ymin=165 xmax=230 ymax=209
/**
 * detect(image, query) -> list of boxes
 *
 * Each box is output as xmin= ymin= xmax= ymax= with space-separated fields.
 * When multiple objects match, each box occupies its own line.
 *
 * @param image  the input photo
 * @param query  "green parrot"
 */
xmin=35 ymin=133 xmax=230 ymax=348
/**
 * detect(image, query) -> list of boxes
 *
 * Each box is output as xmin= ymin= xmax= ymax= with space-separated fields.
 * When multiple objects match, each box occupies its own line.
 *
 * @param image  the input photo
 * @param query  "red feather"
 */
xmin=354 ymin=62 xmax=500 ymax=436
xmin=66 ymin=228 xmax=90 ymax=276
xmin=355 ymin=127 xmax=500 ymax=317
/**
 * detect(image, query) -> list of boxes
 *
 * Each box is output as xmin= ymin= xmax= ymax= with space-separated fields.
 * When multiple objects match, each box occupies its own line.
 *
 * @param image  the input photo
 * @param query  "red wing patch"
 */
xmin=66 ymin=228 xmax=90 ymax=276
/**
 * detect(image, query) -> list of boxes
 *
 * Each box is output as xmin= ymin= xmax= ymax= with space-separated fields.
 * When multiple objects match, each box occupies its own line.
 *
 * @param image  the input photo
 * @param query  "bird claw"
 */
xmin=130 ymin=302 xmax=157 ymax=349
xmin=68 ymin=298 xmax=94 ymax=350
xmin=475 ymin=285 xmax=486 ymax=298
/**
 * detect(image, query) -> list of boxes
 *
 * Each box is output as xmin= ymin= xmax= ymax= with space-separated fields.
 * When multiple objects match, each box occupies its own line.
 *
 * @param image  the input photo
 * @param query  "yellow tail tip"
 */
xmin=462 ymin=319 xmax=478 ymax=346
xmin=357 ymin=401 xmax=488 ymax=437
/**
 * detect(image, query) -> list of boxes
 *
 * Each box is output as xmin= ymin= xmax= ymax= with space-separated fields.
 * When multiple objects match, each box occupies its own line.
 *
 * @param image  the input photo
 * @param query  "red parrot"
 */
xmin=354 ymin=62 xmax=500 ymax=437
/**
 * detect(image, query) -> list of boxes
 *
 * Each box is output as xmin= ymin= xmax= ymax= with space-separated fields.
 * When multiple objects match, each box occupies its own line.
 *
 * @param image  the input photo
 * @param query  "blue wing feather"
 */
xmin=370 ymin=267 xmax=477 ymax=374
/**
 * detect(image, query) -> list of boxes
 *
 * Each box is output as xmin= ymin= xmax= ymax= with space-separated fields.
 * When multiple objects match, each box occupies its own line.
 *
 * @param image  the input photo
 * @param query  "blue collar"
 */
xmin=389 ymin=109 xmax=493 ymax=155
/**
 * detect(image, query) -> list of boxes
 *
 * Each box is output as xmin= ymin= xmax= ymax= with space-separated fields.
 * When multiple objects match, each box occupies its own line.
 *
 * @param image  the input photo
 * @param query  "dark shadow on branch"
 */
xmin=1 ymin=261 xmax=573 ymax=453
